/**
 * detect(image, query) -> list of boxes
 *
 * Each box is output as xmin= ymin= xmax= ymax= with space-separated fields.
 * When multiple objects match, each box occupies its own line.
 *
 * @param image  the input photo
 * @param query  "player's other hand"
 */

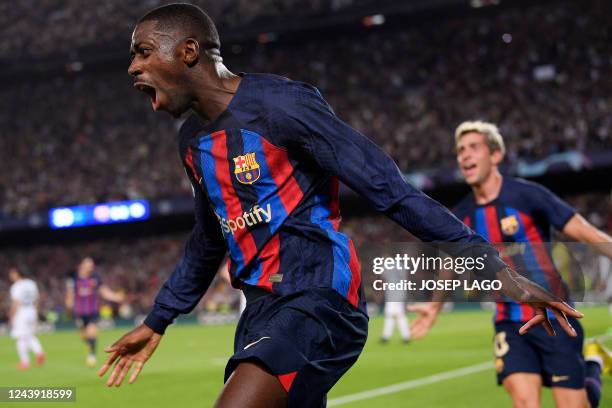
xmin=496 ymin=267 xmax=583 ymax=337
xmin=98 ymin=324 xmax=162 ymax=387
xmin=407 ymin=302 xmax=443 ymax=339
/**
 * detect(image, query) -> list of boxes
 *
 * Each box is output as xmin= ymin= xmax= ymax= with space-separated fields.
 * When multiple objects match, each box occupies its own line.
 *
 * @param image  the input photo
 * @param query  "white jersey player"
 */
xmin=380 ymin=265 xmax=411 ymax=343
xmin=9 ymin=267 xmax=45 ymax=370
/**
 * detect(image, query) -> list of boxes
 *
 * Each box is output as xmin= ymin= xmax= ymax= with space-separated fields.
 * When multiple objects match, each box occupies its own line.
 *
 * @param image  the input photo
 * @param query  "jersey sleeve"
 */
xmin=143 ymin=170 xmax=227 ymax=335
xmin=269 ymin=83 xmax=506 ymax=277
xmin=527 ymin=182 xmax=576 ymax=231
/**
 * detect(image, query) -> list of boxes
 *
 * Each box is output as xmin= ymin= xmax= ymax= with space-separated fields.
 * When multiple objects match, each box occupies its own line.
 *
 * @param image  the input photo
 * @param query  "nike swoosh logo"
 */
xmin=552 ymin=375 xmax=570 ymax=382
xmin=244 ymin=336 xmax=271 ymax=350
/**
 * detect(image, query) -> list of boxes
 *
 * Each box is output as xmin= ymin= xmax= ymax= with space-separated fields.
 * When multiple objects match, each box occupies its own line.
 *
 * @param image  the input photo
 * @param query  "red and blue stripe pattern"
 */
xmin=198 ymin=131 xmax=253 ymax=276
xmin=190 ymin=128 xmax=361 ymax=307
xmin=309 ymin=179 xmax=361 ymax=308
xmin=238 ymin=129 xmax=303 ymax=289
xmin=471 ymin=206 xmax=547 ymax=322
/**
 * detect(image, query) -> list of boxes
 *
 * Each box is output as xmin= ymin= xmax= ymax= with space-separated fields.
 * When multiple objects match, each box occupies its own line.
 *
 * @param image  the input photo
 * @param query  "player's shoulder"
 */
xmin=12 ymin=279 xmax=26 ymax=289
xmin=246 ymin=73 xmax=324 ymax=113
xmin=504 ymin=176 xmax=555 ymax=197
xmin=23 ymin=278 xmax=36 ymax=288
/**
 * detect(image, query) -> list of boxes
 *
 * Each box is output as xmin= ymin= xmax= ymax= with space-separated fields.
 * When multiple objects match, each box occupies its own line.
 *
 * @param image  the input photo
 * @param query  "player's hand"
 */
xmin=98 ymin=324 xmax=162 ymax=387
xmin=407 ymin=302 xmax=443 ymax=339
xmin=496 ymin=267 xmax=583 ymax=337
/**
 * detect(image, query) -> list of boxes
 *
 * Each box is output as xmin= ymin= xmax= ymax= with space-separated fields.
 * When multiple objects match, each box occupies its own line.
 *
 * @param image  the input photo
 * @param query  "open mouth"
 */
xmin=463 ymin=163 xmax=477 ymax=171
xmin=134 ymin=82 xmax=159 ymax=110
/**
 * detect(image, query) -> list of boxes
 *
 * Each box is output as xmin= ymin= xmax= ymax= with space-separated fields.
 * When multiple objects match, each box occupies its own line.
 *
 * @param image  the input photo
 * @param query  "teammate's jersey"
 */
xmin=454 ymin=176 xmax=575 ymax=323
xmin=68 ymin=274 xmax=101 ymax=316
xmin=10 ymin=279 xmax=38 ymax=312
xmin=145 ymin=73 xmax=507 ymax=333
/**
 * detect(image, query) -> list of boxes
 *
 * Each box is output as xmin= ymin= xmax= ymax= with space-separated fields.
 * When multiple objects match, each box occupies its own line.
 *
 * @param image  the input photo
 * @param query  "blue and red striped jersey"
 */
xmin=68 ymin=274 xmax=101 ymax=317
xmin=144 ymin=73 xmax=507 ymax=333
xmin=454 ymin=176 xmax=575 ymax=323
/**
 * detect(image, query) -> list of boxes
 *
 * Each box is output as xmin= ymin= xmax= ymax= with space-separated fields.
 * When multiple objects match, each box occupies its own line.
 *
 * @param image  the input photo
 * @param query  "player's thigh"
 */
xmin=214 ymin=362 xmax=287 ymax=408
xmin=503 ymin=373 xmax=542 ymax=408
xmin=551 ymin=387 xmax=589 ymax=408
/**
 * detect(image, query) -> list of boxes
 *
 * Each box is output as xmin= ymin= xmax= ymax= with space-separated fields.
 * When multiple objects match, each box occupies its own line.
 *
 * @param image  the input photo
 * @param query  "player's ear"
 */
xmin=182 ymin=38 xmax=199 ymax=67
xmin=491 ymin=149 xmax=504 ymax=165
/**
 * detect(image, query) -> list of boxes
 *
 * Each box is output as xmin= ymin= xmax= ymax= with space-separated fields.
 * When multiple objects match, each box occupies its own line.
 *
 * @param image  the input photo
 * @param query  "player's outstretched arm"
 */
xmin=99 ymin=285 xmax=125 ymax=304
xmin=496 ymin=267 xmax=583 ymax=337
xmin=98 ymin=324 xmax=162 ymax=386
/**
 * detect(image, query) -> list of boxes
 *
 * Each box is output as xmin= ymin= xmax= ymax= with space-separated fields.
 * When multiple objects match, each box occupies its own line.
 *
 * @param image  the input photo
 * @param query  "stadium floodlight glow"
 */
xmin=129 ymin=202 xmax=147 ymax=219
xmin=48 ymin=200 xmax=150 ymax=229
xmin=50 ymin=208 xmax=75 ymax=228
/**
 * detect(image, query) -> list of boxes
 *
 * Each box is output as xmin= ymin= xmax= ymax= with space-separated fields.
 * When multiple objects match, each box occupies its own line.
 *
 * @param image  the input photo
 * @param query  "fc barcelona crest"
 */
xmin=233 ymin=152 xmax=261 ymax=184
xmin=500 ymin=215 xmax=519 ymax=236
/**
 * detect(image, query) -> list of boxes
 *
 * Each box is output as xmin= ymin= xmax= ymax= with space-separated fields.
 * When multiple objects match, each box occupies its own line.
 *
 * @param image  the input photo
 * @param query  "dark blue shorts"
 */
xmin=494 ymin=317 xmax=584 ymax=389
xmin=75 ymin=313 xmax=99 ymax=328
xmin=225 ymin=287 xmax=369 ymax=408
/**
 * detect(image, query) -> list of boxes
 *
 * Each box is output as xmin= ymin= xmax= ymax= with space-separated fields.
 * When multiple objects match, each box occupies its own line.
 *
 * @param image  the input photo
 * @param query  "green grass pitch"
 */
xmin=1 ymin=306 xmax=610 ymax=407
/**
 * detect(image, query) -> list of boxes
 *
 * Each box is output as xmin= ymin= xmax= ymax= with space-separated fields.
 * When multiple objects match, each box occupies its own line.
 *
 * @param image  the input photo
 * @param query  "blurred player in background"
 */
xmin=412 ymin=121 xmax=612 ymax=408
xmin=380 ymin=263 xmax=411 ymax=344
xmin=99 ymin=5 xmax=582 ymax=407
xmin=8 ymin=266 xmax=45 ymax=370
xmin=65 ymin=256 xmax=124 ymax=367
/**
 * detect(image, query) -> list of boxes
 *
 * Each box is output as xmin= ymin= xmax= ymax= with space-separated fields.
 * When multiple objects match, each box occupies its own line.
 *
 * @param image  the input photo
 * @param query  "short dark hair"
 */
xmin=138 ymin=3 xmax=221 ymax=57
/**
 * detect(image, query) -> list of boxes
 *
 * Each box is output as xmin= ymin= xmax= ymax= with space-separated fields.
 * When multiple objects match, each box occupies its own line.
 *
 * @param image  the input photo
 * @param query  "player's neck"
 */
xmin=190 ymin=63 xmax=241 ymax=123
xmin=472 ymin=171 xmax=503 ymax=205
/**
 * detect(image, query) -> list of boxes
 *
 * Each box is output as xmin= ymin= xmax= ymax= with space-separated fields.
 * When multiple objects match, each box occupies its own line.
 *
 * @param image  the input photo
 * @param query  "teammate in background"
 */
xmin=8 ymin=267 xmax=45 ymax=370
xmin=380 ymin=265 xmax=411 ymax=343
xmin=411 ymin=121 xmax=612 ymax=408
xmin=65 ymin=257 xmax=124 ymax=367
xmin=99 ymin=5 xmax=581 ymax=407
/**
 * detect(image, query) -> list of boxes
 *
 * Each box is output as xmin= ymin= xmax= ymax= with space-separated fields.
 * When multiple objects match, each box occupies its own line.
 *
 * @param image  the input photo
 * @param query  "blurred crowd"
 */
xmin=1 ymin=1 xmax=611 ymax=218
xmin=2 ymin=191 xmax=610 ymax=323
xmin=0 ymin=0 xmax=363 ymax=61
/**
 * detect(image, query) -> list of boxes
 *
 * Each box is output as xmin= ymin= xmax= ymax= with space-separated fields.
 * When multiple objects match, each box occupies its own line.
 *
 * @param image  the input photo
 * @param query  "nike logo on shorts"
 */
xmin=244 ymin=336 xmax=271 ymax=350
